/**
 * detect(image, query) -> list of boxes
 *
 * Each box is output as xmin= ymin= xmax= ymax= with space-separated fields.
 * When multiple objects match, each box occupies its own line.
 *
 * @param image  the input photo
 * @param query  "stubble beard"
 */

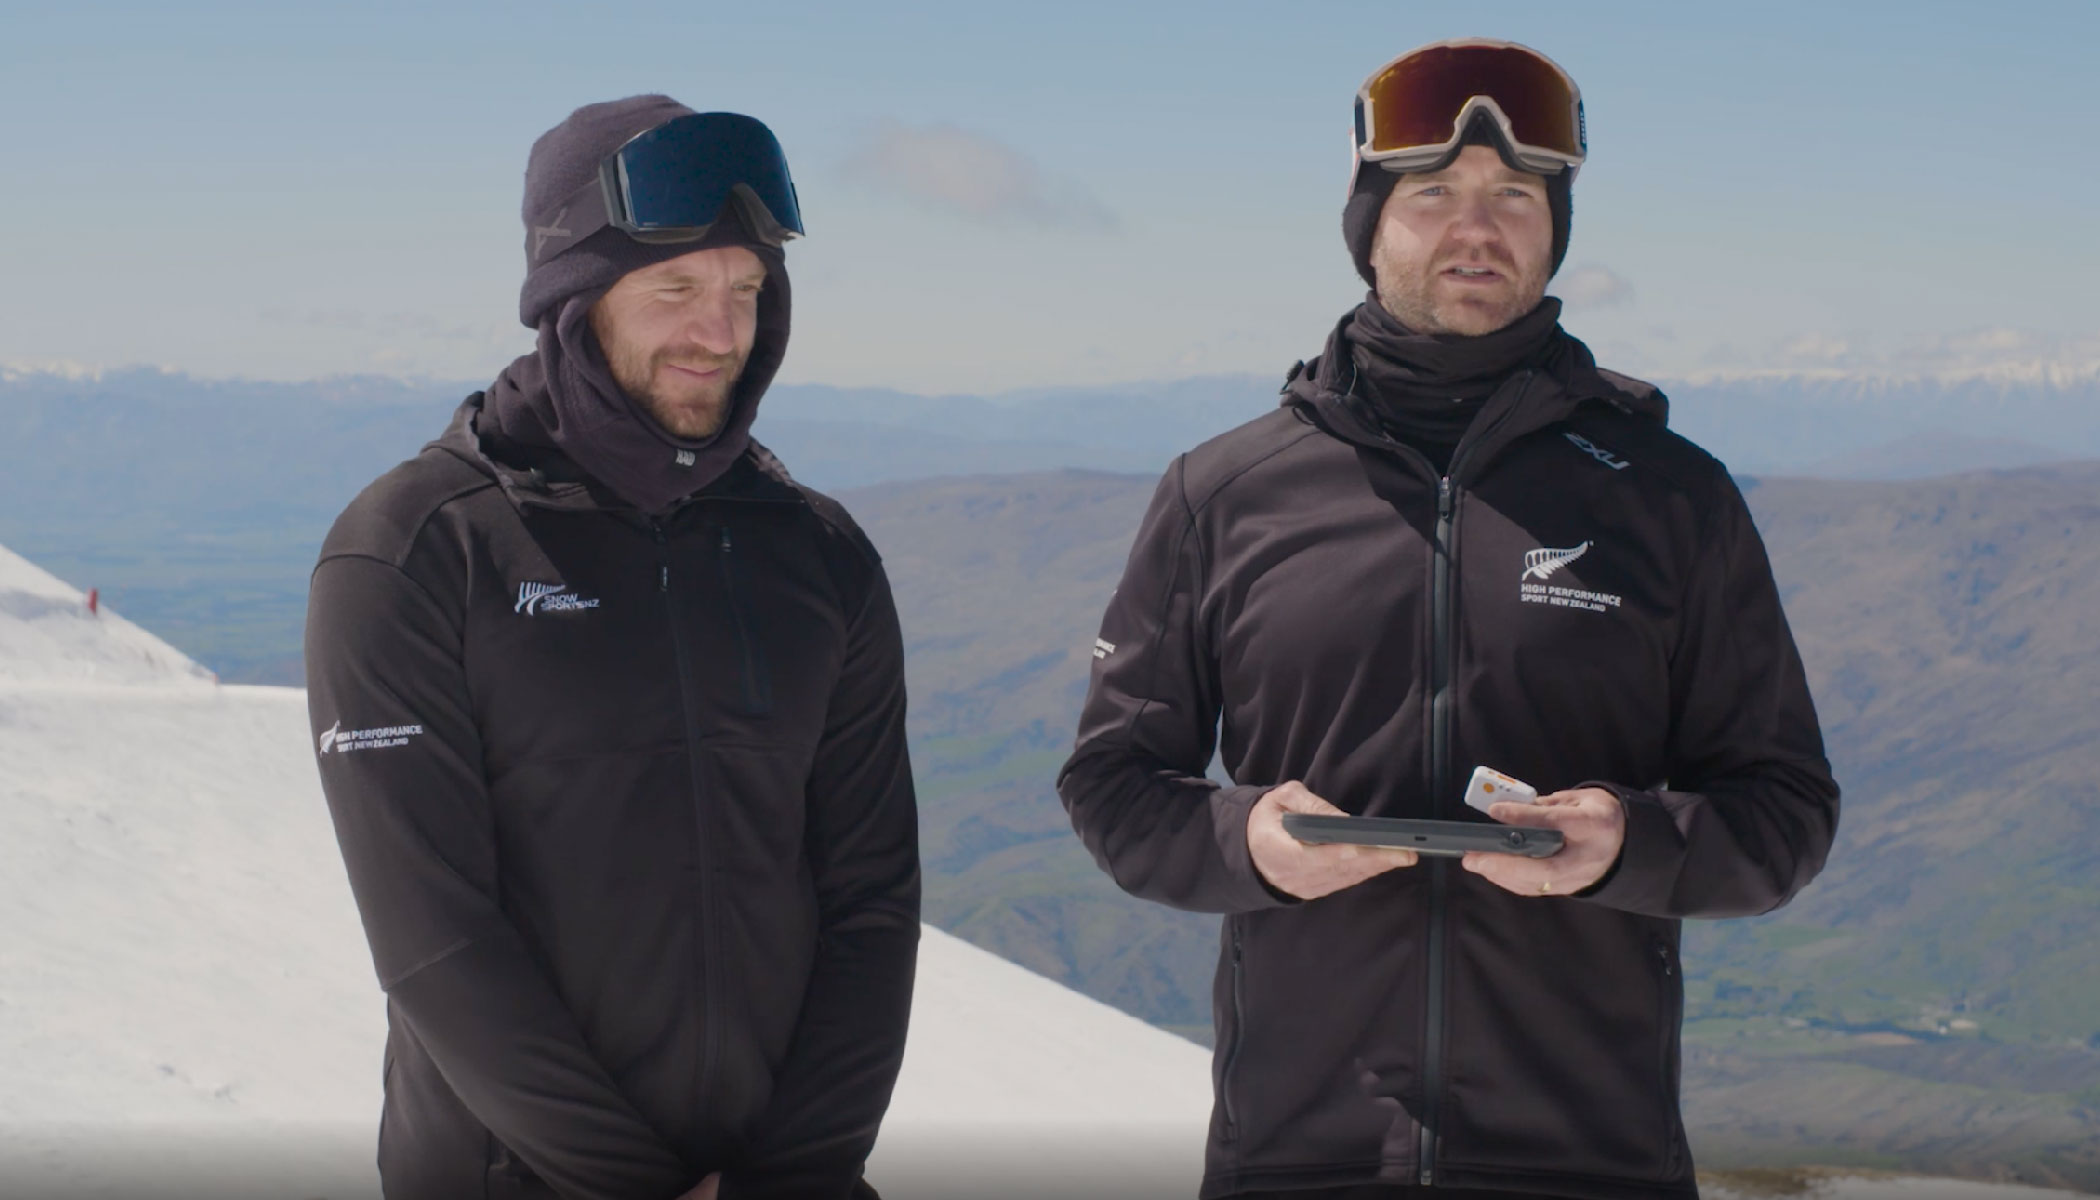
xmin=1375 ymin=248 xmax=1548 ymax=337
xmin=605 ymin=342 xmax=748 ymax=440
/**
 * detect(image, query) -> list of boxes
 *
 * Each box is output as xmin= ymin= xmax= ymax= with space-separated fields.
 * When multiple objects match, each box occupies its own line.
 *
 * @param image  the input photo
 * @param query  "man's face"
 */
xmin=1369 ymin=144 xmax=1555 ymax=336
xmin=588 ymin=245 xmax=766 ymax=439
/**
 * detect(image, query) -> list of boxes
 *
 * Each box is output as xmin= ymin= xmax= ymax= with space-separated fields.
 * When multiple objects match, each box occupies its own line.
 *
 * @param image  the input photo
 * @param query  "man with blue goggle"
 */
xmin=308 ymin=95 xmax=917 ymax=1200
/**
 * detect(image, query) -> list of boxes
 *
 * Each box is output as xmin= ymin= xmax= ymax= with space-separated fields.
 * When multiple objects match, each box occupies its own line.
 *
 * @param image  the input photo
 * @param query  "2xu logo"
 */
xmin=1565 ymin=432 xmax=1630 ymax=471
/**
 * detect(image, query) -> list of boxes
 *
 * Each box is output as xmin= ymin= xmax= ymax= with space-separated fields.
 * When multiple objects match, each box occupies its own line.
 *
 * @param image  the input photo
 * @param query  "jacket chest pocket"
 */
xmin=712 ymin=525 xmax=773 ymax=718
xmin=667 ymin=523 xmax=843 ymax=737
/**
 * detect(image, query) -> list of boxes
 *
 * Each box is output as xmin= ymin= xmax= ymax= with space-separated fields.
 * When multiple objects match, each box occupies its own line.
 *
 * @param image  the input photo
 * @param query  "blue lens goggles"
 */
xmin=529 ymin=112 xmax=804 ymax=263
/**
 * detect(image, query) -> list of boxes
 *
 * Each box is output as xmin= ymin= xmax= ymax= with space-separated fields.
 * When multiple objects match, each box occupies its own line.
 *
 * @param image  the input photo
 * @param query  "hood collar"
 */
xmin=1279 ymin=310 xmax=1667 ymax=479
xmin=430 ymin=392 xmax=805 ymax=517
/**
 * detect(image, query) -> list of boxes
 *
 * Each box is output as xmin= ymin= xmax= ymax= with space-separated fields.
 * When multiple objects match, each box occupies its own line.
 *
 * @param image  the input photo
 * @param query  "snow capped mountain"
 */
xmin=0 ymin=543 xmax=1209 ymax=1198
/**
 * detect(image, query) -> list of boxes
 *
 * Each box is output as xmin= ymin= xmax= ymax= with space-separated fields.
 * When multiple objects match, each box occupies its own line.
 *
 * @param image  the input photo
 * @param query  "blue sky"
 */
xmin=2 ymin=0 xmax=2094 ymax=393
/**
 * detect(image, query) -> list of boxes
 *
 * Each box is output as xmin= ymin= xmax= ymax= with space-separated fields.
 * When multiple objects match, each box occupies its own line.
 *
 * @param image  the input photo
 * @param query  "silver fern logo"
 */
xmin=318 ymin=720 xmax=340 ymax=755
xmin=516 ymin=581 xmax=601 ymax=616
xmin=1521 ymin=541 xmax=1592 ymax=582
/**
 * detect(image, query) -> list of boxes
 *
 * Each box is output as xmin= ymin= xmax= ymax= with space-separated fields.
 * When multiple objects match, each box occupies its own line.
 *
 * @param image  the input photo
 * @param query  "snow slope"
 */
xmin=0 ymin=549 xmax=1210 ymax=1198
xmin=0 ymin=544 xmax=215 ymax=688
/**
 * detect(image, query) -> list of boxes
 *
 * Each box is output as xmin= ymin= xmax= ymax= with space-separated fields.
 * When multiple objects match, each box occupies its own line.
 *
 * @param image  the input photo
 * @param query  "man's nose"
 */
xmin=678 ymin=297 xmax=739 ymax=355
xmin=1449 ymin=194 xmax=1503 ymax=242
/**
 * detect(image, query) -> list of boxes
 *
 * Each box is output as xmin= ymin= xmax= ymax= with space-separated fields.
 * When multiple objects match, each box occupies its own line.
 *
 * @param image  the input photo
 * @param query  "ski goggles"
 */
xmin=1354 ymin=39 xmax=1586 ymax=179
xmin=529 ymin=112 xmax=804 ymax=263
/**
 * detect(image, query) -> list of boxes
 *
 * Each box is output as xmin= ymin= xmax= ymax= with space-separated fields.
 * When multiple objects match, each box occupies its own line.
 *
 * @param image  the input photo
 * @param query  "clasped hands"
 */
xmin=1246 ymin=779 xmax=1625 ymax=901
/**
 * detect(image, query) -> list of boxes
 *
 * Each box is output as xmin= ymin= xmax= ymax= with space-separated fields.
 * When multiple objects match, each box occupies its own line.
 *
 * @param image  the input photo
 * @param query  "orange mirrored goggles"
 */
xmin=1355 ymin=39 xmax=1586 ymax=178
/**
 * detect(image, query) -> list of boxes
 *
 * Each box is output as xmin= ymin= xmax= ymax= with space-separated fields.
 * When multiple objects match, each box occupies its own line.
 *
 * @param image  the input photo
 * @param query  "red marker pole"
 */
xmin=87 ymin=588 xmax=99 ymax=616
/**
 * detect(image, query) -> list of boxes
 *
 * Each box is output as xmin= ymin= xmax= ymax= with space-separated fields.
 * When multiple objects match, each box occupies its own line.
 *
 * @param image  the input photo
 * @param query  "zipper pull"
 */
xmin=1656 ymin=944 xmax=1675 ymax=977
xmin=659 ymin=565 xmax=669 ymax=593
xmin=1438 ymin=476 xmax=1454 ymax=518
xmin=719 ymin=527 xmax=733 ymax=554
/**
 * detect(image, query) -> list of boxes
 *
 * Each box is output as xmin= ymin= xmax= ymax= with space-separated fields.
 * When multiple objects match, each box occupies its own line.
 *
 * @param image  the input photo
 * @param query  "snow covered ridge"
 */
xmin=0 ymin=544 xmax=215 ymax=687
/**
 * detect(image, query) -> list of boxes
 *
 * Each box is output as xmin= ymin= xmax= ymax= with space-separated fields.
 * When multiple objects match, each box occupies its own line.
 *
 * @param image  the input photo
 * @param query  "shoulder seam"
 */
xmin=1185 ymin=421 xmax=1325 ymax=515
xmin=319 ymin=464 xmax=496 ymax=572
xmin=311 ymin=551 xmax=462 ymax=642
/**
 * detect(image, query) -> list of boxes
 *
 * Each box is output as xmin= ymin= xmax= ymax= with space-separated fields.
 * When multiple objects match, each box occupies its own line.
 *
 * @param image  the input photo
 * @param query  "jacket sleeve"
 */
xmin=1582 ymin=474 xmax=1841 ymax=919
xmin=305 ymin=552 xmax=696 ymax=1200
xmin=722 ymin=560 xmax=920 ymax=1200
xmin=1056 ymin=458 xmax=1292 ymax=914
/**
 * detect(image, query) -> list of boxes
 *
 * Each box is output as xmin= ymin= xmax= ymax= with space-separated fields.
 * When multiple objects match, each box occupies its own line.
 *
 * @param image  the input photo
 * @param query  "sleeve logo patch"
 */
xmin=317 ymin=719 xmax=426 ymax=756
xmin=1093 ymin=637 xmax=1117 ymax=660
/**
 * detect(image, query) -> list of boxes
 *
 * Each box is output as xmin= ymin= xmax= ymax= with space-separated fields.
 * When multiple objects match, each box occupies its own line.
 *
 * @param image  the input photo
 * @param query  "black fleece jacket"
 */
xmin=306 ymin=397 xmax=919 ymax=1200
xmin=1059 ymin=318 xmax=1838 ymax=1199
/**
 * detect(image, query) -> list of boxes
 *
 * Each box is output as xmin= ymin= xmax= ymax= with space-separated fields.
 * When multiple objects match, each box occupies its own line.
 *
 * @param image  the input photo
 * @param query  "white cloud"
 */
xmin=842 ymin=121 xmax=1118 ymax=232
xmin=1555 ymin=264 xmax=1634 ymax=309
xmin=1777 ymin=333 xmax=1857 ymax=367
xmin=259 ymin=308 xmax=516 ymax=346
xmin=0 ymin=358 xmax=106 ymax=382
xmin=1675 ymin=325 xmax=2100 ymax=386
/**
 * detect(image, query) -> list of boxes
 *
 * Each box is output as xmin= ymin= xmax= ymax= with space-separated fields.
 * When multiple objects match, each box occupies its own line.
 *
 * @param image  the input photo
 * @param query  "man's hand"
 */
xmin=677 ymin=1173 xmax=721 ymax=1200
xmin=1461 ymin=787 xmax=1626 ymax=897
xmin=1247 ymin=781 xmax=1418 ymax=900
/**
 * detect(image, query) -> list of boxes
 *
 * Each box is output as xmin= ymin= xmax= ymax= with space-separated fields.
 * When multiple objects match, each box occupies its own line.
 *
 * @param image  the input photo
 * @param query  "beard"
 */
xmin=1374 ymin=243 xmax=1549 ymax=337
xmin=602 ymin=339 xmax=748 ymax=440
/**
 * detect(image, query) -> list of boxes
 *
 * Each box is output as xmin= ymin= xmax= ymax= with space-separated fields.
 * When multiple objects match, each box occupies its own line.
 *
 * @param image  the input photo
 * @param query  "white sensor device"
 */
xmin=1464 ymin=766 xmax=1538 ymax=815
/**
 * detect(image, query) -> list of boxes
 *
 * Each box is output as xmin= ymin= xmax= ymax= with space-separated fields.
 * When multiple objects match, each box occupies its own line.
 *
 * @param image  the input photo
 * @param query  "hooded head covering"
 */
xmin=483 ymin=95 xmax=792 ymax=514
xmin=1341 ymin=108 xmax=1573 ymax=290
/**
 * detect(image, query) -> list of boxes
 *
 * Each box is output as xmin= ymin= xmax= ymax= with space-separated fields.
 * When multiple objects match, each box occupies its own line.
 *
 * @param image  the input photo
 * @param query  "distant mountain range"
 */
xmin=3 ymin=364 xmax=2094 ymax=683
xmin=5 ymin=368 xmax=2099 ymax=1186
xmin=3 ymin=358 xmax=2095 ymax=498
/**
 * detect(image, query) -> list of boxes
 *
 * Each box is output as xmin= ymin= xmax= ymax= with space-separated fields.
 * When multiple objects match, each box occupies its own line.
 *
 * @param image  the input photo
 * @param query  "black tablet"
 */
xmin=1282 ymin=814 xmax=1563 ymax=858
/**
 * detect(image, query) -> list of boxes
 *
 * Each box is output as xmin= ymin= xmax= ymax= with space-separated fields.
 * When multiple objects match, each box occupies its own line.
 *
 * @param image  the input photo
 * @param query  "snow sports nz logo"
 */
xmin=516 ymin=580 xmax=601 ymax=617
xmin=1518 ymin=540 xmax=1623 ymax=614
xmin=317 ymin=719 xmax=425 ymax=757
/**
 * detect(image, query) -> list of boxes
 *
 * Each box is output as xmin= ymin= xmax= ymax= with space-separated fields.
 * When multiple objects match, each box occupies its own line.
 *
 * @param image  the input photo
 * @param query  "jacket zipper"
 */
xmin=1219 ymin=922 xmax=1246 ymax=1140
xmin=655 ymin=519 xmax=721 ymax=1113
xmin=1419 ymin=473 xmax=1458 ymax=1186
xmin=1656 ymin=940 xmax=1685 ymax=1176
xmin=717 ymin=526 xmax=772 ymax=716
xmin=1414 ymin=375 xmax=1538 ymax=1184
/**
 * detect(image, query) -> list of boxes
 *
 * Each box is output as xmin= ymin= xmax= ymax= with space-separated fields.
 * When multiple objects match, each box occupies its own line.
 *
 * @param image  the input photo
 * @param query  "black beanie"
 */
xmin=1342 ymin=110 xmax=1573 ymax=289
xmin=521 ymin=94 xmax=723 ymax=328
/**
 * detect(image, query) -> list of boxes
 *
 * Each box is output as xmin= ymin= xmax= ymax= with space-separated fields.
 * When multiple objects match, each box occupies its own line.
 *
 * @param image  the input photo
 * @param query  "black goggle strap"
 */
xmin=527 ymin=172 xmax=797 ymax=262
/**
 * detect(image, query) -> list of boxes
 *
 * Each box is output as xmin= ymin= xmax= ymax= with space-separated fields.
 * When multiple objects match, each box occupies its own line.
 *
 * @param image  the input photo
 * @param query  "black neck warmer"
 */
xmin=481 ymin=237 xmax=790 ymax=516
xmin=1342 ymin=294 xmax=1564 ymax=468
xmin=479 ymin=95 xmax=794 ymax=516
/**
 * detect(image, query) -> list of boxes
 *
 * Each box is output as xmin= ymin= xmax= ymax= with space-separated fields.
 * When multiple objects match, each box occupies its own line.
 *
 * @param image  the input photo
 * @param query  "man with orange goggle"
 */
xmin=1061 ymin=38 xmax=1837 ymax=1200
